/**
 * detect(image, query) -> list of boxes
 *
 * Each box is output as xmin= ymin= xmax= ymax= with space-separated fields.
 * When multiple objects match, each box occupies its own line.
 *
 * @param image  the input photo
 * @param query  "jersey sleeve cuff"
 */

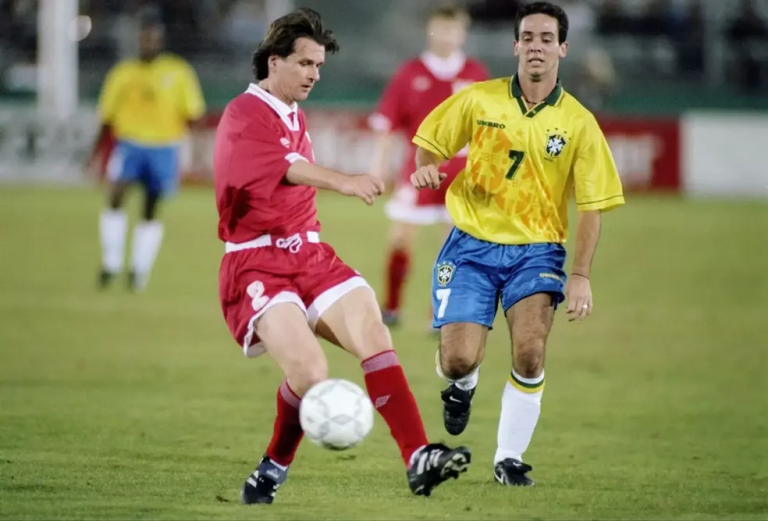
xmin=286 ymin=152 xmax=309 ymax=164
xmin=412 ymin=134 xmax=450 ymax=161
xmin=368 ymin=113 xmax=392 ymax=132
xmin=576 ymin=194 xmax=625 ymax=212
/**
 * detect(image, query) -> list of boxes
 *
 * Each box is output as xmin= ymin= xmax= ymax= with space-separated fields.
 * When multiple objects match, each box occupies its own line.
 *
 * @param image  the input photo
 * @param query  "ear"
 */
xmin=268 ymin=54 xmax=280 ymax=71
xmin=559 ymin=41 xmax=568 ymax=59
xmin=514 ymin=40 xmax=520 ymax=57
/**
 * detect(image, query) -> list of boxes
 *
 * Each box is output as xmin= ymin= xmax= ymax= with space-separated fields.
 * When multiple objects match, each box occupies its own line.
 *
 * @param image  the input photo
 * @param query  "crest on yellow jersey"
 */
xmin=545 ymin=133 xmax=567 ymax=158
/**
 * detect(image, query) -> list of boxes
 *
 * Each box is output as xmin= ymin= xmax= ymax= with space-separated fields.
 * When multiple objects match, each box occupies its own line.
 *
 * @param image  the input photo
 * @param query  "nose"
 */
xmin=309 ymin=65 xmax=320 ymax=82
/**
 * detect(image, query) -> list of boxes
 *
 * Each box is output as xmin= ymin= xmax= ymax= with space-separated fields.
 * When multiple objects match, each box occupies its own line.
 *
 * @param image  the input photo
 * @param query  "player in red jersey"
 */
xmin=369 ymin=5 xmax=489 ymax=327
xmin=213 ymin=8 xmax=472 ymax=505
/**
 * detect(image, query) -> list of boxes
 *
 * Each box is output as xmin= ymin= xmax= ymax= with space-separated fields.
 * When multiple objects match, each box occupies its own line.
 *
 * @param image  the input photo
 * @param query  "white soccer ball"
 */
xmin=299 ymin=378 xmax=374 ymax=451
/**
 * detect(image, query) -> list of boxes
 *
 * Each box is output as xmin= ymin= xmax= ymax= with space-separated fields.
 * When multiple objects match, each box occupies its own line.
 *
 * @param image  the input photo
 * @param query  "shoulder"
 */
xmin=157 ymin=53 xmax=195 ymax=73
xmin=463 ymin=77 xmax=510 ymax=100
xmin=391 ymin=58 xmax=426 ymax=81
xmin=107 ymin=59 xmax=139 ymax=78
xmin=223 ymin=94 xmax=277 ymax=130
xmin=560 ymin=90 xmax=600 ymax=130
xmin=465 ymin=58 xmax=491 ymax=79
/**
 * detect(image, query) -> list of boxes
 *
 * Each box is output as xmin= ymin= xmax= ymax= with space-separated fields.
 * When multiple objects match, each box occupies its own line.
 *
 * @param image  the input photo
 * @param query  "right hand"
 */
xmin=410 ymin=165 xmax=447 ymax=190
xmin=339 ymin=174 xmax=386 ymax=206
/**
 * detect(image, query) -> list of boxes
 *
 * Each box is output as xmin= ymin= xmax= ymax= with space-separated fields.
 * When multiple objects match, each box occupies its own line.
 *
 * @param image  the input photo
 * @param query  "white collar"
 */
xmin=420 ymin=51 xmax=466 ymax=81
xmin=245 ymin=83 xmax=299 ymax=131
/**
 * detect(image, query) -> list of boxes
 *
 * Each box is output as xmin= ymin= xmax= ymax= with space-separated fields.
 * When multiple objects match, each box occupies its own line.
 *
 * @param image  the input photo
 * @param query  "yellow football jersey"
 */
xmin=97 ymin=54 xmax=206 ymax=146
xmin=413 ymin=74 xmax=625 ymax=245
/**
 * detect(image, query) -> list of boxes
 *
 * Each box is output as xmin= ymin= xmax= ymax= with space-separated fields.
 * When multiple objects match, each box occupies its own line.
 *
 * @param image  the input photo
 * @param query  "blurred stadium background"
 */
xmin=0 ymin=1 xmax=766 ymax=519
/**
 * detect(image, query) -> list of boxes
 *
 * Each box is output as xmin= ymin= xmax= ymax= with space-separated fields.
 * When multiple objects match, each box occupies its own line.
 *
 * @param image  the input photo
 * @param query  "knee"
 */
xmin=355 ymin=319 xmax=393 ymax=360
xmin=440 ymin=349 xmax=477 ymax=380
xmin=513 ymin=338 xmax=545 ymax=378
xmin=388 ymin=222 xmax=417 ymax=251
xmin=287 ymin=356 xmax=328 ymax=397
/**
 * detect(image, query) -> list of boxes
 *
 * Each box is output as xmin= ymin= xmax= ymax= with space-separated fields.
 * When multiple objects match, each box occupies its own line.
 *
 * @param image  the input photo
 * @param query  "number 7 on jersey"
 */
xmin=506 ymin=150 xmax=525 ymax=180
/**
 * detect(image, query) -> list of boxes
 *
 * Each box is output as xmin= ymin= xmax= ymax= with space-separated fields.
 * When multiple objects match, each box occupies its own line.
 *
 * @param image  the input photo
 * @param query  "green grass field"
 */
xmin=0 ymin=186 xmax=766 ymax=520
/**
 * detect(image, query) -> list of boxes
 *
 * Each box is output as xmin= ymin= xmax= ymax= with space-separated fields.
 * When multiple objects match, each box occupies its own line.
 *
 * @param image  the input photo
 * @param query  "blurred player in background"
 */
xmin=368 ymin=5 xmax=489 ymax=328
xmin=89 ymin=16 xmax=205 ymax=292
xmin=213 ymin=8 xmax=471 ymax=505
xmin=410 ymin=1 xmax=625 ymax=486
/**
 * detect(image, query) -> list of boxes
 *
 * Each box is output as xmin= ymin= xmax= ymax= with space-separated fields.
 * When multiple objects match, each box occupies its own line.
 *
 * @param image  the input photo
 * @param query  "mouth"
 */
xmin=301 ymin=84 xmax=313 ymax=91
xmin=528 ymin=58 xmax=544 ymax=66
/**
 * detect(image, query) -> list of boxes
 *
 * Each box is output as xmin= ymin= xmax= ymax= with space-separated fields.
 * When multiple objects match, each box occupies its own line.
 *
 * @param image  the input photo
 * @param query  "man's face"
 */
xmin=514 ymin=14 xmax=568 ymax=81
xmin=270 ymin=37 xmax=325 ymax=102
xmin=427 ymin=17 xmax=467 ymax=57
xmin=139 ymin=26 xmax=164 ymax=60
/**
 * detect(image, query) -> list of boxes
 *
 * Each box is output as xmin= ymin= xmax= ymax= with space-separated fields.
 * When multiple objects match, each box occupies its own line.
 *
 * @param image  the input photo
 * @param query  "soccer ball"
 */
xmin=299 ymin=378 xmax=374 ymax=451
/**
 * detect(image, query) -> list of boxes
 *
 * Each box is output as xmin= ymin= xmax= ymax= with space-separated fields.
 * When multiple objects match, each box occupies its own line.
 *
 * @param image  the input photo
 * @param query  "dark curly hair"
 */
xmin=252 ymin=8 xmax=340 ymax=81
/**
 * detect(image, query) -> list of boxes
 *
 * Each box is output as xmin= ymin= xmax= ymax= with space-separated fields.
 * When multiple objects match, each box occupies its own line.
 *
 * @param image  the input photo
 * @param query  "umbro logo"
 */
xmin=477 ymin=119 xmax=506 ymax=129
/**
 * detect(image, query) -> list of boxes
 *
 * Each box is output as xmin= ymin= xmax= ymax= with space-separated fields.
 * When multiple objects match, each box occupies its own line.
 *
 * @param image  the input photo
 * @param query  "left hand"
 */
xmin=565 ymin=274 xmax=593 ymax=323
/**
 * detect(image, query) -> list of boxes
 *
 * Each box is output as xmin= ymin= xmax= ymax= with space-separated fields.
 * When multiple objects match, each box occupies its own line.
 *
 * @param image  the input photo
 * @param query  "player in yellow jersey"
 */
xmin=90 ymin=16 xmax=205 ymax=292
xmin=410 ymin=2 xmax=624 ymax=486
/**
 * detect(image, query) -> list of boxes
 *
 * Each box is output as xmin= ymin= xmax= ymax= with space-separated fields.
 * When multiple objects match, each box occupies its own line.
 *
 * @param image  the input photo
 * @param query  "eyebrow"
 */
xmin=521 ymin=31 xmax=556 ymax=36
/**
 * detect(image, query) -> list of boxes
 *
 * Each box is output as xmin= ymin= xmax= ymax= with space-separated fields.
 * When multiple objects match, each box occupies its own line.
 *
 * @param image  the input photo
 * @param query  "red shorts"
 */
xmin=385 ymin=154 xmax=466 ymax=225
xmin=218 ymin=231 xmax=371 ymax=358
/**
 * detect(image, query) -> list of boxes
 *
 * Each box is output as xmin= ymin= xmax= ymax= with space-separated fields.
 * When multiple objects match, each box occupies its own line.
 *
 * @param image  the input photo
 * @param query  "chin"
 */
xmin=528 ymin=71 xmax=543 ymax=82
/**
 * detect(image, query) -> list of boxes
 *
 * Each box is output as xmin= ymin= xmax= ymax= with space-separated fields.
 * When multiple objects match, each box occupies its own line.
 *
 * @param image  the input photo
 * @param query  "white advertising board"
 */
xmin=682 ymin=112 xmax=768 ymax=198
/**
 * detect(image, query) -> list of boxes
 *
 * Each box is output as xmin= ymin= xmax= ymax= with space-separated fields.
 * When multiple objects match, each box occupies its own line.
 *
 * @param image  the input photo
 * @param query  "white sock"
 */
xmin=100 ymin=209 xmax=128 ymax=273
xmin=494 ymin=369 xmax=545 ymax=464
xmin=434 ymin=349 xmax=480 ymax=390
xmin=130 ymin=220 xmax=164 ymax=288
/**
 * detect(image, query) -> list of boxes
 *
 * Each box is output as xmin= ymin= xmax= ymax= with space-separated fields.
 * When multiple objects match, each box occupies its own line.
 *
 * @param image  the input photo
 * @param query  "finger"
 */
xmin=568 ymin=299 xmax=584 ymax=322
xmin=576 ymin=299 xmax=589 ymax=322
xmin=565 ymin=294 xmax=577 ymax=314
xmin=439 ymin=173 xmax=447 ymax=181
xmin=429 ymin=171 xmax=441 ymax=189
xmin=372 ymin=177 xmax=386 ymax=194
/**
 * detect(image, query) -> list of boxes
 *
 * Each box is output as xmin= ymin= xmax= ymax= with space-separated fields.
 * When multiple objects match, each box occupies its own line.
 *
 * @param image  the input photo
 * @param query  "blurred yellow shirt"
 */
xmin=413 ymin=75 xmax=625 ymax=245
xmin=97 ymin=54 xmax=206 ymax=146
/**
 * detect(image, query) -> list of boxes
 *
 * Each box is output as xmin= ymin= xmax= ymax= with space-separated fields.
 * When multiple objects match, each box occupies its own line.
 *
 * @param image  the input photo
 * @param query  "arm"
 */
xmin=88 ymin=66 xmax=120 ymax=165
xmin=415 ymin=146 xmax=443 ymax=169
xmin=285 ymin=159 xmax=349 ymax=192
xmin=411 ymin=88 xmax=474 ymax=189
xmin=367 ymin=66 xmax=409 ymax=180
xmin=566 ymin=114 xmax=625 ymax=321
xmin=369 ymin=131 xmax=395 ymax=179
xmin=571 ymin=210 xmax=601 ymax=279
xmin=179 ymin=62 xmax=206 ymax=127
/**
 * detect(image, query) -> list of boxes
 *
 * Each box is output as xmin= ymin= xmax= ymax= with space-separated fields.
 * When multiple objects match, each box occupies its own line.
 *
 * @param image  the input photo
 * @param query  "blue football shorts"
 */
xmin=107 ymin=140 xmax=180 ymax=197
xmin=431 ymin=227 xmax=567 ymax=329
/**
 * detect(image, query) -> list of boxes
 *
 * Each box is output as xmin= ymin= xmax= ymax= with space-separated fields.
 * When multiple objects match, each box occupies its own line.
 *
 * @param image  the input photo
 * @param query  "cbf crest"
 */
xmin=436 ymin=261 xmax=456 ymax=287
xmin=545 ymin=127 xmax=569 ymax=159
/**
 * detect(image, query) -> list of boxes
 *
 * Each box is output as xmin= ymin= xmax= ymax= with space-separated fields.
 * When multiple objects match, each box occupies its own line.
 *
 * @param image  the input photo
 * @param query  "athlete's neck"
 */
xmin=258 ymin=80 xmax=295 ymax=107
xmin=517 ymin=68 xmax=558 ymax=104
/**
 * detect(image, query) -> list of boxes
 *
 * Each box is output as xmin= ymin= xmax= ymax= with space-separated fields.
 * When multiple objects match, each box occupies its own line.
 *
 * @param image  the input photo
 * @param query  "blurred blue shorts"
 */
xmin=107 ymin=141 xmax=180 ymax=197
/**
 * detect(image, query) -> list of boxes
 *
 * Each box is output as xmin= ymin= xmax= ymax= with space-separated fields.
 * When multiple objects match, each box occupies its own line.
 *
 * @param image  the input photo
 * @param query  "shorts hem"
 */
xmin=501 ymin=289 xmax=566 ymax=313
xmin=432 ymin=318 xmax=496 ymax=330
xmin=242 ymin=291 xmax=307 ymax=358
xmin=306 ymin=276 xmax=372 ymax=329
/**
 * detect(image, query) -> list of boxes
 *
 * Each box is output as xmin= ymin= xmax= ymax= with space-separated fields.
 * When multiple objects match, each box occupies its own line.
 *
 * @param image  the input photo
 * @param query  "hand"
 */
xmin=83 ymin=153 xmax=101 ymax=180
xmin=410 ymin=165 xmax=447 ymax=190
xmin=339 ymin=174 xmax=386 ymax=206
xmin=565 ymin=274 xmax=593 ymax=323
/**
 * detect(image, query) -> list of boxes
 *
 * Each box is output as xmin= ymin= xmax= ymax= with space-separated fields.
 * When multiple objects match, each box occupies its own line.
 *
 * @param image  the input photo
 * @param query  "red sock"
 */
xmin=362 ymin=350 xmax=428 ymax=466
xmin=385 ymin=248 xmax=410 ymax=312
xmin=265 ymin=380 xmax=304 ymax=466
